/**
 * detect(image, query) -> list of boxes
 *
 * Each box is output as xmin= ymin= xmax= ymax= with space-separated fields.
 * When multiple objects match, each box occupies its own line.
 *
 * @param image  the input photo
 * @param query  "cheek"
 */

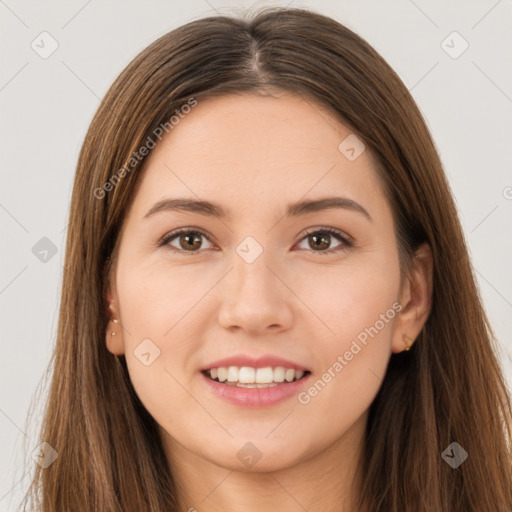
xmin=296 ymin=255 xmax=401 ymax=346
xmin=116 ymin=264 xmax=206 ymax=420
xmin=117 ymin=256 xmax=210 ymax=343
xmin=293 ymin=256 xmax=400 ymax=412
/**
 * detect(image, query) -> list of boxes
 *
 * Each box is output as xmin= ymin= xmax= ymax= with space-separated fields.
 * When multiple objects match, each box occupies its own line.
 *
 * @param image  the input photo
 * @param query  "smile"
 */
xmin=203 ymin=366 xmax=308 ymax=387
xmin=201 ymin=365 xmax=311 ymax=406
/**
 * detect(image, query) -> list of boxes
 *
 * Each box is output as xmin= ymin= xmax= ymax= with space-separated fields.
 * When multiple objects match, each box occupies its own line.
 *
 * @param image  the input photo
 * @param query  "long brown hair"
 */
xmin=22 ymin=7 xmax=512 ymax=511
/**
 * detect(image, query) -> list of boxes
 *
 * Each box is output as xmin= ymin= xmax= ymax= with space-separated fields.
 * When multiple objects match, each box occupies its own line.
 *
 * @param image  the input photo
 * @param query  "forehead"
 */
xmin=128 ymin=93 xmax=389 ymax=222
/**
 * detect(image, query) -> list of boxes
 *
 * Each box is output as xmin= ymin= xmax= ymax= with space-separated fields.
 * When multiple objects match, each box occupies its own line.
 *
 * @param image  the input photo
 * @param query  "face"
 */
xmin=106 ymin=92 xmax=408 ymax=473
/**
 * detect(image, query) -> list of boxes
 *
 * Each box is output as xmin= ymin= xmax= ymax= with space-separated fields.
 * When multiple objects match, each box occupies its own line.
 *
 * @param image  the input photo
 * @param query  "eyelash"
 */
xmin=157 ymin=227 xmax=353 ymax=256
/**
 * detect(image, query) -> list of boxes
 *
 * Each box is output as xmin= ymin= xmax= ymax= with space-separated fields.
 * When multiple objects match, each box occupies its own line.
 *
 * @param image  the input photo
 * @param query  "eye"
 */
xmin=295 ymin=227 xmax=352 ymax=255
xmin=158 ymin=228 xmax=214 ymax=254
xmin=158 ymin=226 xmax=352 ymax=255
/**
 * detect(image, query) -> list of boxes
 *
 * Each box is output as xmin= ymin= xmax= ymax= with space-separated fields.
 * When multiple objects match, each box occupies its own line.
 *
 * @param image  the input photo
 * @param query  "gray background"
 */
xmin=1 ymin=0 xmax=511 ymax=509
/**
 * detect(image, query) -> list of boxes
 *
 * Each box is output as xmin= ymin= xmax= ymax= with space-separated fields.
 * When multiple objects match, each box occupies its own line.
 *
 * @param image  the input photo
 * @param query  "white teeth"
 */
xmin=255 ymin=367 xmax=274 ymax=384
xmin=227 ymin=366 xmax=238 ymax=382
xmin=273 ymin=366 xmax=285 ymax=382
xmin=238 ymin=366 xmax=255 ymax=384
xmin=206 ymin=365 xmax=307 ymax=384
xmin=217 ymin=367 xmax=228 ymax=382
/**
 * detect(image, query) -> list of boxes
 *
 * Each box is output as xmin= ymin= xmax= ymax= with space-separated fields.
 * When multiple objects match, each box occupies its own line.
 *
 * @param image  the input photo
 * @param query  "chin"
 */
xmin=201 ymin=439 xmax=309 ymax=473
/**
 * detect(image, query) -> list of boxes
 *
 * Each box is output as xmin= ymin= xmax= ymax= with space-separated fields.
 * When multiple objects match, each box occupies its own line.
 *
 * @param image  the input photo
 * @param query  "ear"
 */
xmin=391 ymin=243 xmax=433 ymax=353
xmin=105 ymin=274 xmax=126 ymax=356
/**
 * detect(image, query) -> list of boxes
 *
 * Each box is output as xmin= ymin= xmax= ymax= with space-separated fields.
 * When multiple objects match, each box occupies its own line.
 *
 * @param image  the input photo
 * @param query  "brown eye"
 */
xmin=160 ymin=229 xmax=214 ymax=253
xmin=296 ymin=228 xmax=351 ymax=255
xmin=308 ymin=232 xmax=331 ymax=251
xmin=159 ymin=227 xmax=351 ymax=255
xmin=177 ymin=232 xmax=203 ymax=251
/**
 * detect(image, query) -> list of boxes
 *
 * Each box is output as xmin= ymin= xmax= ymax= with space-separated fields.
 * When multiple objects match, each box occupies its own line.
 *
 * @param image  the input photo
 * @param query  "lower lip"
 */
xmin=201 ymin=371 xmax=311 ymax=408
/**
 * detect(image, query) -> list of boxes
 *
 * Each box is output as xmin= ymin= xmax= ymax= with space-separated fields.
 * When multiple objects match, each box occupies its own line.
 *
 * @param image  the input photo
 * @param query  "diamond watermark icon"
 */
xmin=31 ymin=442 xmax=58 ymax=469
xmin=236 ymin=236 xmax=263 ymax=264
xmin=31 ymin=31 xmax=59 ymax=59
xmin=32 ymin=237 xmax=58 ymax=263
xmin=441 ymin=442 xmax=468 ymax=468
xmin=237 ymin=441 xmax=262 ymax=468
xmin=338 ymin=134 xmax=365 ymax=161
xmin=134 ymin=338 xmax=161 ymax=366
xmin=441 ymin=31 xmax=469 ymax=60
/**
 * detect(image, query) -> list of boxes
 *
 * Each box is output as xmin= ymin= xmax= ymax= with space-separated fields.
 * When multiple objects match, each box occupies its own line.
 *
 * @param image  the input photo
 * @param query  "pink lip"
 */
xmin=202 ymin=355 xmax=309 ymax=371
xmin=201 ymin=371 xmax=311 ymax=408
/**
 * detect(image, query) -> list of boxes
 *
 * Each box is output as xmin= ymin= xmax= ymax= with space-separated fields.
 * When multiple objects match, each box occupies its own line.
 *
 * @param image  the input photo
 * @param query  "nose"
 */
xmin=217 ymin=252 xmax=294 ymax=335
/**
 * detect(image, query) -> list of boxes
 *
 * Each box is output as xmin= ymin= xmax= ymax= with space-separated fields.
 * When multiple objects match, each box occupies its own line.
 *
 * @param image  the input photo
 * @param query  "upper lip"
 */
xmin=202 ymin=355 xmax=309 ymax=372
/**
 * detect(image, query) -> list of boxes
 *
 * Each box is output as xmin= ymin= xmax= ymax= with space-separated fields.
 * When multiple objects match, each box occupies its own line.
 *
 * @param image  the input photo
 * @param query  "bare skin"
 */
xmin=106 ymin=92 xmax=433 ymax=512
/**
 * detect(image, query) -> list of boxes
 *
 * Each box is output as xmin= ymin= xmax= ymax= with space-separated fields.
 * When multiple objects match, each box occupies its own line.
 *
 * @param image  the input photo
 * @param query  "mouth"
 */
xmin=202 ymin=366 xmax=310 ymax=388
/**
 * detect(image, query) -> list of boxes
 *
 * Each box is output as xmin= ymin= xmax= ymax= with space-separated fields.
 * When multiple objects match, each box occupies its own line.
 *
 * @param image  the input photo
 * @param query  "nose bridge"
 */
xmin=232 ymin=243 xmax=273 ymax=297
xmin=217 ymin=238 xmax=293 ymax=333
xmin=230 ymin=240 xmax=279 ymax=307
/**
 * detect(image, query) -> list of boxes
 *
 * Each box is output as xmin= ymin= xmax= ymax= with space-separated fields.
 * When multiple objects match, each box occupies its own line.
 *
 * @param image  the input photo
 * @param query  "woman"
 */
xmin=23 ymin=6 xmax=512 ymax=512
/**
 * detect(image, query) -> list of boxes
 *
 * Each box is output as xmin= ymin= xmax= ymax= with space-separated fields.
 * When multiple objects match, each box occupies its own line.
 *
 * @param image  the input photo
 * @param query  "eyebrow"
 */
xmin=143 ymin=196 xmax=372 ymax=222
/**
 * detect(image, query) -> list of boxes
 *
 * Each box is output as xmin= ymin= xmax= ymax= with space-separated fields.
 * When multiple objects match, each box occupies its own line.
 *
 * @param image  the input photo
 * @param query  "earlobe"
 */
xmin=391 ymin=243 xmax=434 ymax=353
xmin=402 ymin=333 xmax=414 ymax=351
xmin=105 ymin=287 xmax=126 ymax=355
xmin=106 ymin=308 xmax=125 ymax=355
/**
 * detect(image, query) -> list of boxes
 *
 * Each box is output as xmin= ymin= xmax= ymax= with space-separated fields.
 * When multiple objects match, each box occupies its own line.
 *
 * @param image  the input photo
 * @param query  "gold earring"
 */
xmin=111 ymin=316 xmax=119 ymax=336
xmin=403 ymin=334 xmax=413 ymax=351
